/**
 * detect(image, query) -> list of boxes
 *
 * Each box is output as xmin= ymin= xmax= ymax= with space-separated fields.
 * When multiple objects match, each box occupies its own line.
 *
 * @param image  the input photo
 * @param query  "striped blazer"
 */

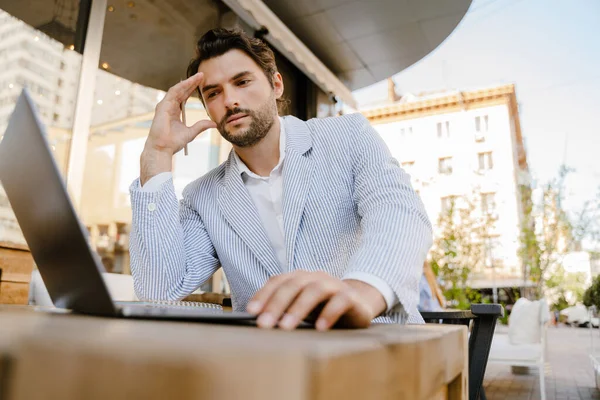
xmin=129 ymin=113 xmax=433 ymax=324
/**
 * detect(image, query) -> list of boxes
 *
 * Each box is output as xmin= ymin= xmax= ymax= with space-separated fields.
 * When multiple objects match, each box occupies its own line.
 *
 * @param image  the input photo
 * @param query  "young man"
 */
xmin=129 ymin=28 xmax=432 ymax=331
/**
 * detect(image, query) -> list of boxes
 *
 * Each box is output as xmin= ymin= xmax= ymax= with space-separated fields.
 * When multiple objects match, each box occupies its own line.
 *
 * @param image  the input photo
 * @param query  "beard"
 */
xmin=217 ymin=92 xmax=277 ymax=148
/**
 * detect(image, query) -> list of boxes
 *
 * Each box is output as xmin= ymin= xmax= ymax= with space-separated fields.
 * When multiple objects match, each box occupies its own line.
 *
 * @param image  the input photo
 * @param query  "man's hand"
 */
xmin=140 ymin=72 xmax=217 ymax=185
xmin=246 ymin=271 xmax=387 ymax=331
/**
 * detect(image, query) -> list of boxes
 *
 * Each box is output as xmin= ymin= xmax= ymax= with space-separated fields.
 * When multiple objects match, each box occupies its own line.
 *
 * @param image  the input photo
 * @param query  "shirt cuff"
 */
xmin=343 ymin=272 xmax=399 ymax=313
xmin=140 ymin=172 xmax=173 ymax=192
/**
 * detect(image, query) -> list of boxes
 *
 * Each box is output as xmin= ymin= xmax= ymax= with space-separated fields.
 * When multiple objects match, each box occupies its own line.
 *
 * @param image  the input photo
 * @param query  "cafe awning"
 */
xmin=0 ymin=0 xmax=471 ymax=107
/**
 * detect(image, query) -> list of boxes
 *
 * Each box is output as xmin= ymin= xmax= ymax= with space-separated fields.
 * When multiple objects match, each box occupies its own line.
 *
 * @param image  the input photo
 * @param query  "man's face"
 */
xmin=198 ymin=49 xmax=283 ymax=147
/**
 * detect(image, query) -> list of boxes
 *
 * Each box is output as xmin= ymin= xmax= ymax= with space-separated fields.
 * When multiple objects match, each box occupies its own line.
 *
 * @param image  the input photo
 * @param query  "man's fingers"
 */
xmin=255 ymin=274 xmax=316 ymax=328
xmin=187 ymin=119 xmax=217 ymax=141
xmin=246 ymin=274 xmax=292 ymax=315
xmin=314 ymin=291 xmax=358 ymax=331
xmin=278 ymin=282 xmax=336 ymax=330
xmin=164 ymin=72 xmax=205 ymax=104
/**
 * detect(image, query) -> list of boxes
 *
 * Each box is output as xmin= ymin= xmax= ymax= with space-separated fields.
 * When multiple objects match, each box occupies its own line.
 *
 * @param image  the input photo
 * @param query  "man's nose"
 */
xmin=223 ymin=87 xmax=240 ymax=110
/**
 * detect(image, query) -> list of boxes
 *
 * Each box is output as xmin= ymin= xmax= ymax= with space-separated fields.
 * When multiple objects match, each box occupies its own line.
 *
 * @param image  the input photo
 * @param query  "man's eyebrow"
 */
xmin=231 ymin=71 xmax=253 ymax=81
xmin=201 ymin=71 xmax=254 ymax=94
xmin=201 ymin=83 xmax=218 ymax=94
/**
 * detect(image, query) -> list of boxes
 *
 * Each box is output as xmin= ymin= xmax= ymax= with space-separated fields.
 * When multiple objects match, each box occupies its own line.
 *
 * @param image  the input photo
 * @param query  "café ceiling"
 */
xmin=0 ymin=0 xmax=471 ymax=93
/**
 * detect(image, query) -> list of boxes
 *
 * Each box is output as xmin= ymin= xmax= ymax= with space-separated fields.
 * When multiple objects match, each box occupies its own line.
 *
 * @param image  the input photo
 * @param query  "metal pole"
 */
xmin=492 ymin=260 xmax=498 ymax=304
xmin=486 ymin=235 xmax=498 ymax=303
xmin=65 ymin=0 xmax=107 ymax=210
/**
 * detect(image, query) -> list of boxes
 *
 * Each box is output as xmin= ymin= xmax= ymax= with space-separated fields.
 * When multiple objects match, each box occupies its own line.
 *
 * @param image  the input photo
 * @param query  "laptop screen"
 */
xmin=0 ymin=89 xmax=117 ymax=316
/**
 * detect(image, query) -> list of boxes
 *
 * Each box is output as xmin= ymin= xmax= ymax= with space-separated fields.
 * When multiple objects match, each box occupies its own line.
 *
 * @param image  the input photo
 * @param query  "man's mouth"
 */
xmin=226 ymin=113 xmax=248 ymax=124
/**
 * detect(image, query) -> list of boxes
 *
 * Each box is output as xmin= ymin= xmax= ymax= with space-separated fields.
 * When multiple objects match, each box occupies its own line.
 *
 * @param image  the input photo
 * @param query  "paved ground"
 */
xmin=483 ymin=325 xmax=600 ymax=400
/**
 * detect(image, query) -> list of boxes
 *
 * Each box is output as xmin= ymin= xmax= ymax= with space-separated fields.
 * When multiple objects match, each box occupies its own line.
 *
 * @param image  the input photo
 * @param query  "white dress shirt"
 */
xmin=141 ymin=117 xmax=399 ymax=311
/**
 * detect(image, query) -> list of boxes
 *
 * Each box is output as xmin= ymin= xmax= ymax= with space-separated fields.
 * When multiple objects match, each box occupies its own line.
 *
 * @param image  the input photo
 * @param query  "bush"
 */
xmin=552 ymin=294 xmax=571 ymax=312
xmin=583 ymin=275 xmax=600 ymax=310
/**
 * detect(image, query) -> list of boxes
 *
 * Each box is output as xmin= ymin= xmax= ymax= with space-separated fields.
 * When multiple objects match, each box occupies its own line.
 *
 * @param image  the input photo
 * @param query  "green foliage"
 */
xmin=498 ymin=302 xmax=510 ymax=325
xmin=429 ymin=192 xmax=496 ymax=309
xmin=583 ymin=275 xmax=600 ymax=310
xmin=442 ymin=286 xmax=483 ymax=310
xmin=552 ymin=294 xmax=571 ymax=312
xmin=519 ymin=166 xmax=600 ymax=301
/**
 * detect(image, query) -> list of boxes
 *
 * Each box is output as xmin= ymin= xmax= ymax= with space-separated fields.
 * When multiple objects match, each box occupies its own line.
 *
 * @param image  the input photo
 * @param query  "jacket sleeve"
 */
xmin=128 ymin=177 xmax=220 ymax=301
xmin=341 ymin=114 xmax=433 ymax=324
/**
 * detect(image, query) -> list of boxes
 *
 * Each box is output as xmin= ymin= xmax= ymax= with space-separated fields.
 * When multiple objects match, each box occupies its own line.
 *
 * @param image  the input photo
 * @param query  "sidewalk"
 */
xmin=483 ymin=325 xmax=599 ymax=400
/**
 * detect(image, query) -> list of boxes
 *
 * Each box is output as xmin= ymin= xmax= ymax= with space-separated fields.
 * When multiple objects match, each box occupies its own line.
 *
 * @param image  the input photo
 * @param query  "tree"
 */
xmin=583 ymin=274 xmax=600 ymax=310
xmin=429 ymin=191 xmax=497 ymax=309
xmin=519 ymin=166 xmax=600 ymax=301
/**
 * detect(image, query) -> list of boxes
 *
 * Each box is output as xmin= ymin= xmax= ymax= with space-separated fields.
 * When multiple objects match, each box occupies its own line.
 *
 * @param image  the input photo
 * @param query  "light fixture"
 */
xmin=97 ymin=99 xmax=103 ymax=105
xmin=69 ymin=44 xmax=74 ymax=50
xmin=34 ymin=36 xmax=39 ymax=41
xmin=8 ymin=84 xmax=13 ymax=89
xmin=101 ymin=62 xmax=109 ymax=69
xmin=115 ymin=90 xmax=121 ymax=95
xmin=127 ymin=1 xmax=135 ymax=8
xmin=108 ymin=5 xmax=115 ymax=12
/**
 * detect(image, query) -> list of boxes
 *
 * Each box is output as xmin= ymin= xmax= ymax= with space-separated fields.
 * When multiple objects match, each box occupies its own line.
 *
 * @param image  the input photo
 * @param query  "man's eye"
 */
xmin=237 ymin=80 xmax=249 ymax=86
xmin=206 ymin=91 xmax=217 ymax=99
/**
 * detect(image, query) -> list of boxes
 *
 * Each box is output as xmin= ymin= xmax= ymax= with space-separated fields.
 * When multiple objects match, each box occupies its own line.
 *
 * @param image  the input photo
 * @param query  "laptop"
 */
xmin=0 ymin=89 xmax=257 ymax=324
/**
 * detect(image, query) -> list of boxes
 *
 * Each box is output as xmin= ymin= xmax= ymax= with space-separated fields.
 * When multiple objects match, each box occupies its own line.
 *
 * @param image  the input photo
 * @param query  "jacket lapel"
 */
xmin=218 ymin=154 xmax=281 ymax=277
xmin=282 ymin=116 xmax=314 ymax=270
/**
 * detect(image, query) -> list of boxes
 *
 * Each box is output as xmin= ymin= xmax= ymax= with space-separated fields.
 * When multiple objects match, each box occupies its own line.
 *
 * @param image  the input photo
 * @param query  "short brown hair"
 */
xmin=186 ymin=28 xmax=287 ymax=112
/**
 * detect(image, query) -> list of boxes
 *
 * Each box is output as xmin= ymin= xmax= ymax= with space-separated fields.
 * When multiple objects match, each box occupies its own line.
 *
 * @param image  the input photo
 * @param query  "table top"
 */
xmin=0 ymin=305 xmax=468 ymax=400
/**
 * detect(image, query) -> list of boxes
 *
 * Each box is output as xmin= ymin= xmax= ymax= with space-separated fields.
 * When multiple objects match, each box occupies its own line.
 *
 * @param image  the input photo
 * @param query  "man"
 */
xmin=129 ymin=28 xmax=432 ymax=331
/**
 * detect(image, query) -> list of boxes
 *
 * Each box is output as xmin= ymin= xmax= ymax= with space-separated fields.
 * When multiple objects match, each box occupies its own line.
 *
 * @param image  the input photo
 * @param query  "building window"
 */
xmin=441 ymin=196 xmax=456 ymax=213
xmin=60 ymin=61 xmax=65 ymax=70
xmin=481 ymin=192 xmax=496 ymax=214
xmin=52 ymin=113 xmax=59 ymax=122
xmin=55 ymin=95 xmax=61 ymax=104
xmin=402 ymin=161 xmax=415 ymax=172
xmin=478 ymin=152 xmax=493 ymax=171
xmin=437 ymin=121 xmax=450 ymax=138
xmin=400 ymin=126 xmax=413 ymax=137
xmin=475 ymin=115 xmax=489 ymax=142
xmin=438 ymin=157 xmax=453 ymax=174
xmin=488 ymin=237 xmax=503 ymax=267
xmin=57 ymin=78 xmax=63 ymax=88
xmin=475 ymin=115 xmax=489 ymax=133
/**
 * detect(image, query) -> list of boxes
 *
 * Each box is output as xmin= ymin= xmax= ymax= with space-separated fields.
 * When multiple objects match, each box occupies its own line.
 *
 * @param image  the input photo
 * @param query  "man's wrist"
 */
xmin=140 ymin=145 xmax=173 ymax=186
xmin=344 ymin=279 xmax=387 ymax=319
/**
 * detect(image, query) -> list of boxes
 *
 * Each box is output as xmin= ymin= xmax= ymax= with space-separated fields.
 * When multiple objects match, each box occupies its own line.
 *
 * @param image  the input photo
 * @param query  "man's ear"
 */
xmin=273 ymin=72 xmax=284 ymax=99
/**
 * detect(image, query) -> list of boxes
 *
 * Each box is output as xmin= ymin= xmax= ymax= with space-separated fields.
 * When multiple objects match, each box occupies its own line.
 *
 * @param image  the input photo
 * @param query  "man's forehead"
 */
xmin=197 ymin=49 xmax=260 ymax=80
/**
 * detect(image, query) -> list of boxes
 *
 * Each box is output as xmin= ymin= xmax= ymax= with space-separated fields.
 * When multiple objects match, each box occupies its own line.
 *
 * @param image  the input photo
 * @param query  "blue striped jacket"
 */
xmin=129 ymin=113 xmax=433 ymax=324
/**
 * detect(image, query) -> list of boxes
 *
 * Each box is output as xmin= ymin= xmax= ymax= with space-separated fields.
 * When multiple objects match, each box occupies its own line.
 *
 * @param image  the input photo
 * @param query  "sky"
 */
xmin=353 ymin=0 xmax=600 ymax=216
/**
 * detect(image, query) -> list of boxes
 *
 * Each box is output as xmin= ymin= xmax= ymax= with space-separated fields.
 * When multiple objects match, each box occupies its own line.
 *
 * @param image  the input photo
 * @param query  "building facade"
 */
xmin=0 ymin=9 xmax=162 ymax=246
xmin=362 ymin=83 xmax=530 ymax=288
xmin=0 ymin=10 xmax=161 ymax=134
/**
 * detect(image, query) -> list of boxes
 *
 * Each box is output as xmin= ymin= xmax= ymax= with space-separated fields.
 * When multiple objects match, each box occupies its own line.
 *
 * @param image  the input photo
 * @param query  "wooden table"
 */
xmin=0 ymin=242 xmax=34 ymax=305
xmin=0 ymin=305 xmax=468 ymax=400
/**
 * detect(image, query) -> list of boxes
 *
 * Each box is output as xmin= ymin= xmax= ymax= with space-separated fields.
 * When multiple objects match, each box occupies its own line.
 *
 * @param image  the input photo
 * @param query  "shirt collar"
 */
xmin=233 ymin=116 xmax=286 ymax=178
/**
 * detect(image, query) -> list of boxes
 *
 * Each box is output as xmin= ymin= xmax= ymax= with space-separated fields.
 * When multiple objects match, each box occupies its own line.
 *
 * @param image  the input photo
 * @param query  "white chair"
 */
xmin=488 ymin=298 xmax=550 ymax=400
xmin=29 ymin=270 xmax=138 ymax=306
